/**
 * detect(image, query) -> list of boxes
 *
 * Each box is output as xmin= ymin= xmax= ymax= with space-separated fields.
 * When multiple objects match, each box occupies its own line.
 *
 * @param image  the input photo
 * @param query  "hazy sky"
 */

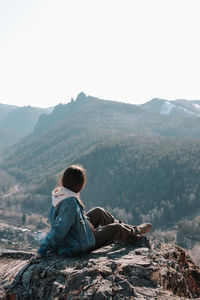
xmin=0 ymin=0 xmax=200 ymax=107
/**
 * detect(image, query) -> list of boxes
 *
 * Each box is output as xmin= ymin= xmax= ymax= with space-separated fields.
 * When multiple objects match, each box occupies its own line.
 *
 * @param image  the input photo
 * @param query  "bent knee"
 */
xmin=92 ymin=207 xmax=105 ymax=213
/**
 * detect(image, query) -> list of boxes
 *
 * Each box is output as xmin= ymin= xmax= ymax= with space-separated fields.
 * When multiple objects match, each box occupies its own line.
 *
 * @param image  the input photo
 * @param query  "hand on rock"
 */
xmin=88 ymin=221 xmax=95 ymax=233
xmin=29 ymin=254 xmax=43 ymax=264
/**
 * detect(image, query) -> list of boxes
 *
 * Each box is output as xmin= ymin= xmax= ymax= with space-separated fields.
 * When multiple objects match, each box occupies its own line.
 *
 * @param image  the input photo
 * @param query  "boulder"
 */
xmin=0 ymin=237 xmax=200 ymax=299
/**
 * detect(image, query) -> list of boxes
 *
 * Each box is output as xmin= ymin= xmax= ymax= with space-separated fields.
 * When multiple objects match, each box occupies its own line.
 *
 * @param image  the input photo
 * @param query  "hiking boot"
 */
xmin=135 ymin=223 xmax=152 ymax=235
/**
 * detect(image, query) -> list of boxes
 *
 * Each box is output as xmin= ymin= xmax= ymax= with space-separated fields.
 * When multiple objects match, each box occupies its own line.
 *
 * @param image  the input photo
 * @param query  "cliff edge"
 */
xmin=0 ymin=237 xmax=200 ymax=300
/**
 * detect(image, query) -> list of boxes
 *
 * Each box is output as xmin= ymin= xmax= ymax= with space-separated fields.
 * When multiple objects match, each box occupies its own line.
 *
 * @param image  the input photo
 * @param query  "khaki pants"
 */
xmin=86 ymin=207 xmax=133 ymax=251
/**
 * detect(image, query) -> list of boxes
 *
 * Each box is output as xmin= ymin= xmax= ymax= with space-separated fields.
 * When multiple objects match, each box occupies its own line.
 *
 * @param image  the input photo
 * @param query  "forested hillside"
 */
xmin=0 ymin=127 xmax=19 ymax=149
xmin=1 ymin=93 xmax=200 ymax=233
xmin=3 ymin=93 xmax=200 ymax=183
xmin=0 ymin=169 xmax=15 ymax=195
xmin=79 ymin=135 xmax=200 ymax=227
xmin=5 ymin=134 xmax=200 ymax=228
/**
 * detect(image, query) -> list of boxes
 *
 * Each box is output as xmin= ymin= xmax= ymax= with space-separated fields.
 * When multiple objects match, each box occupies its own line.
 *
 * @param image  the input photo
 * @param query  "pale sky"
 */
xmin=0 ymin=0 xmax=200 ymax=108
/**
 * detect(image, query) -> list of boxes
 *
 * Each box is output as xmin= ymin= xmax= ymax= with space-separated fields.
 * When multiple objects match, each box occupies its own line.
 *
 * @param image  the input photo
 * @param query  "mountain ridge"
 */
xmin=141 ymin=97 xmax=200 ymax=117
xmin=0 ymin=103 xmax=53 ymax=148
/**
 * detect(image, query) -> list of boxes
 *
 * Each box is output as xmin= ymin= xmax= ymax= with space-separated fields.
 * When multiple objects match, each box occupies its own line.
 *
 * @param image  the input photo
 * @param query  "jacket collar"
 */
xmin=52 ymin=186 xmax=80 ymax=207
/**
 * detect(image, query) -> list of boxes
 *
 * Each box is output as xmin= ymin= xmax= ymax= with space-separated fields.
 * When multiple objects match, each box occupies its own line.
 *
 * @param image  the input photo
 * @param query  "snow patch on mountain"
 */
xmin=193 ymin=103 xmax=200 ymax=111
xmin=160 ymin=102 xmax=176 ymax=115
xmin=160 ymin=101 xmax=200 ymax=117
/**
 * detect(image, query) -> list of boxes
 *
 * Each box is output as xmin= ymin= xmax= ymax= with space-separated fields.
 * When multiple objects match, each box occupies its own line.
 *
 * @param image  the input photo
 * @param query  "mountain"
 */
xmin=1 ymin=93 xmax=200 ymax=228
xmin=174 ymin=99 xmax=200 ymax=115
xmin=0 ymin=127 xmax=19 ymax=148
xmin=141 ymin=98 xmax=200 ymax=117
xmin=0 ymin=105 xmax=52 ymax=137
xmin=3 ymin=92 xmax=200 ymax=184
xmin=2 ymin=94 xmax=200 ymax=259
xmin=2 ymin=134 xmax=200 ymax=231
xmin=0 ymin=103 xmax=17 ymax=122
xmin=78 ymin=135 xmax=200 ymax=228
xmin=0 ymin=104 xmax=53 ymax=148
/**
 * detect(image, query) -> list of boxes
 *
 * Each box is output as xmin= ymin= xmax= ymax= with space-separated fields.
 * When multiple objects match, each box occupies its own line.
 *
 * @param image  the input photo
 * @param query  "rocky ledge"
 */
xmin=0 ymin=237 xmax=200 ymax=300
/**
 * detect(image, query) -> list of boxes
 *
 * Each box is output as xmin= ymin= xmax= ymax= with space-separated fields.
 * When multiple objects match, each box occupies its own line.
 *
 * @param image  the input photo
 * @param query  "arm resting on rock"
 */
xmin=37 ymin=198 xmax=77 ymax=255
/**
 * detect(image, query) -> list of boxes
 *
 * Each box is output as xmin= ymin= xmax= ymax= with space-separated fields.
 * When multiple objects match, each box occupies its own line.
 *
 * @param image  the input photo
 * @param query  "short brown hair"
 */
xmin=61 ymin=164 xmax=86 ymax=193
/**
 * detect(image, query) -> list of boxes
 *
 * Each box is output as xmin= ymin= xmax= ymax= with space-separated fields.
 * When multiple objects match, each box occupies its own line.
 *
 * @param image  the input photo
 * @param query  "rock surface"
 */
xmin=0 ymin=223 xmax=45 ymax=251
xmin=0 ymin=237 xmax=200 ymax=300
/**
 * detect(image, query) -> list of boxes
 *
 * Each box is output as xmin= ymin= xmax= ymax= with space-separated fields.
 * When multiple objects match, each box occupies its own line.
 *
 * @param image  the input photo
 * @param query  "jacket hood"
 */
xmin=52 ymin=186 xmax=80 ymax=207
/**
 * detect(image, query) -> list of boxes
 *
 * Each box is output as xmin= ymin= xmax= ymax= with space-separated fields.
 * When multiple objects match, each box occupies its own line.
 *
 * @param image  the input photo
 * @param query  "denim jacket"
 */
xmin=37 ymin=197 xmax=95 ymax=256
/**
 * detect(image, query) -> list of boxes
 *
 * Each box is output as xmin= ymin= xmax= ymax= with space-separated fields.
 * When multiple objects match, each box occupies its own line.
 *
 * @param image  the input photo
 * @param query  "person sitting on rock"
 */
xmin=33 ymin=164 xmax=152 ymax=259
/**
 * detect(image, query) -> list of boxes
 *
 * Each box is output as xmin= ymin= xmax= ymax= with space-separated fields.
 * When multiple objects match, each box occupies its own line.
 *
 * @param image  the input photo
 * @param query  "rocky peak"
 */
xmin=76 ymin=92 xmax=87 ymax=102
xmin=0 ymin=237 xmax=200 ymax=299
